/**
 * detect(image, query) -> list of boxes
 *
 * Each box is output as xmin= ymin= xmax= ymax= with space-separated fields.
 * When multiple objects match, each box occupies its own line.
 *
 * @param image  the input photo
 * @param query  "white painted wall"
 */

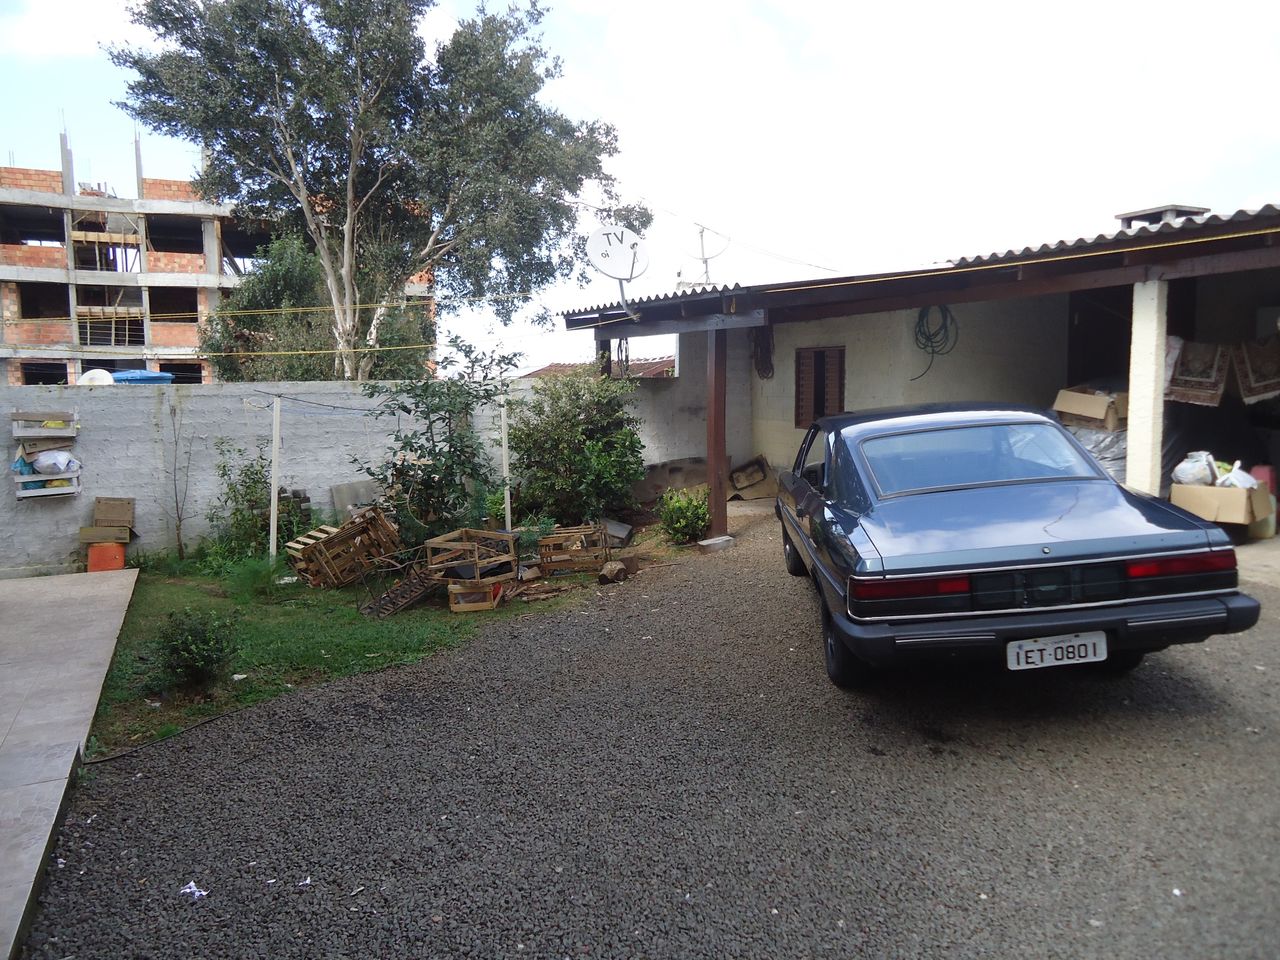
xmin=750 ymin=294 xmax=1070 ymax=468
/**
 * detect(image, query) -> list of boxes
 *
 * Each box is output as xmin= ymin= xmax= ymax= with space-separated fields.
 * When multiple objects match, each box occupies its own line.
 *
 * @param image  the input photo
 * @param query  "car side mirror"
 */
xmin=801 ymin=462 xmax=825 ymax=491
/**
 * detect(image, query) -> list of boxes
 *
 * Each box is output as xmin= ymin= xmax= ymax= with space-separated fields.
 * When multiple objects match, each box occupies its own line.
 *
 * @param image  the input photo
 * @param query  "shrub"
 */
xmin=158 ymin=607 xmax=241 ymax=688
xmin=203 ymin=439 xmax=308 ymax=574
xmin=359 ymin=338 xmax=516 ymax=545
xmin=658 ymin=488 xmax=711 ymax=544
xmin=508 ymin=373 xmax=645 ymax=524
xmin=226 ymin=555 xmax=290 ymax=602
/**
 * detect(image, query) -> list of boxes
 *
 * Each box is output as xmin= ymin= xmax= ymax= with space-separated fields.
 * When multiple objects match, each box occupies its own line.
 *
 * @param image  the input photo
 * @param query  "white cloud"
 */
xmin=0 ymin=0 xmax=152 ymax=59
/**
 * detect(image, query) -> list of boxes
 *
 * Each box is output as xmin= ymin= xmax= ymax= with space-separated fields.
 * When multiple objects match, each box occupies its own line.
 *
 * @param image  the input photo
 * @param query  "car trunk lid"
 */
xmin=857 ymin=480 xmax=1212 ymax=573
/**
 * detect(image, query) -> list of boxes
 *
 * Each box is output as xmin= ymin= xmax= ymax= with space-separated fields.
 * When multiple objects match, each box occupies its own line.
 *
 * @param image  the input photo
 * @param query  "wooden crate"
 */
xmin=14 ymin=468 xmax=81 ymax=499
xmin=285 ymin=507 xmax=401 ymax=588
xmin=11 ymin=410 xmax=78 ymax=439
xmin=537 ymin=524 xmax=610 ymax=575
xmin=447 ymin=581 xmax=505 ymax=613
xmin=421 ymin=528 xmax=518 ymax=586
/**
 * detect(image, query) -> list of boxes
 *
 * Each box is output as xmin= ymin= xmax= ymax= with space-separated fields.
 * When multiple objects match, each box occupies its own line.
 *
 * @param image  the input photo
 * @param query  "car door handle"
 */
xmin=796 ymin=505 xmax=809 ymax=519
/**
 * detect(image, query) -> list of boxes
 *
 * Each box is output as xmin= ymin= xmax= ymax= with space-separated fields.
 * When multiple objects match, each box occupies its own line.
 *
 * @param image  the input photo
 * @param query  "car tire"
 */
xmin=822 ymin=605 xmax=868 ymax=689
xmin=1093 ymin=650 xmax=1145 ymax=674
xmin=782 ymin=529 xmax=807 ymax=576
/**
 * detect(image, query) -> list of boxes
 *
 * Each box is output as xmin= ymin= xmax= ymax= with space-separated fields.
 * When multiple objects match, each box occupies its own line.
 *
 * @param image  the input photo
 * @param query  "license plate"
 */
xmin=1006 ymin=631 xmax=1108 ymax=670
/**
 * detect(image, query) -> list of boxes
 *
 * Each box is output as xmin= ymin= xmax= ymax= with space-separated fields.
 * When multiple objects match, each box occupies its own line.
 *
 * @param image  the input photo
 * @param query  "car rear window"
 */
xmin=860 ymin=422 xmax=1101 ymax=496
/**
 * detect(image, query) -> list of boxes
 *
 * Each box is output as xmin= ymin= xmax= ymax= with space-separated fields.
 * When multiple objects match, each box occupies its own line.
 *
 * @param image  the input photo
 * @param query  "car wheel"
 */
xmin=822 ymin=605 xmax=868 ymax=689
xmin=1093 ymin=650 xmax=1145 ymax=675
xmin=782 ymin=529 xmax=807 ymax=576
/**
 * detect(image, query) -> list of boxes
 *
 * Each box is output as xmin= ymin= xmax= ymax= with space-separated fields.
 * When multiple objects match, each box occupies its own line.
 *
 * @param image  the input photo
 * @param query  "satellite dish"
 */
xmin=79 ymin=368 xmax=115 ymax=385
xmin=586 ymin=227 xmax=649 ymax=282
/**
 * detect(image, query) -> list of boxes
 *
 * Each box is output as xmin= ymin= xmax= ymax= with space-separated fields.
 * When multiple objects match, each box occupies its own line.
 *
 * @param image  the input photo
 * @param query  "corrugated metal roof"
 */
xmin=562 ymin=203 xmax=1280 ymax=323
xmin=562 ymin=283 xmax=741 ymax=318
xmin=524 ymin=356 xmax=675 ymax=378
xmin=954 ymin=204 xmax=1280 ymax=267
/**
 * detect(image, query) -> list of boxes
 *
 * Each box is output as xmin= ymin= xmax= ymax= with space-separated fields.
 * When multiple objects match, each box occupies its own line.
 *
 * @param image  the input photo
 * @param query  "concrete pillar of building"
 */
xmin=1126 ymin=279 xmax=1168 ymax=495
xmin=203 ymin=219 xmax=220 ymax=274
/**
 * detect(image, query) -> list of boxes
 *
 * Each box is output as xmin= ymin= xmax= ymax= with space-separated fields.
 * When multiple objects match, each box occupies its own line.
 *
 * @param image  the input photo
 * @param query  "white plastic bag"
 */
xmin=32 ymin=450 xmax=80 ymax=475
xmin=1216 ymin=461 xmax=1258 ymax=489
xmin=1172 ymin=451 xmax=1215 ymax=486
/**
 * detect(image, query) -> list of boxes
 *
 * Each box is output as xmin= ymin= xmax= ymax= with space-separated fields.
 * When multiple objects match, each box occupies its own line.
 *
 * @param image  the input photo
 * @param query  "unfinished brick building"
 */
xmin=0 ymin=135 xmax=268 ymax=385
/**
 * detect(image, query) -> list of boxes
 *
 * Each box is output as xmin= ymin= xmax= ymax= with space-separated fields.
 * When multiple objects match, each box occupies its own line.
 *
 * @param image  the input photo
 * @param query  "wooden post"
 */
xmin=500 ymin=393 xmax=513 ymax=531
xmin=597 ymin=339 xmax=612 ymax=377
xmin=707 ymin=328 xmax=728 ymax=538
xmin=268 ymin=395 xmax=282 ymax=560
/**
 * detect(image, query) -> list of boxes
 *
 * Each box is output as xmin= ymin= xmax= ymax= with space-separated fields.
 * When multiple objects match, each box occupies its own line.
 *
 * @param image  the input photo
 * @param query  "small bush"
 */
xmin=127 ymin=550 xmax=195 ymax=577
xmin=508 ymin=373 xmax=645 ymax=524
xmin=227 ymin=555 xmax=290 ymax=602
xmin=158 ymin=607 xmax=241 ymax=688
xmin=658 ymin=488 xmax=711 ymax=544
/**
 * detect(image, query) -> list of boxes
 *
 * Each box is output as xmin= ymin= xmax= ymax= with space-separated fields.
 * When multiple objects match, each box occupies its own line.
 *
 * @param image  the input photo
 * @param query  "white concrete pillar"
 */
xmin=1126 ymin=279 xmax=1168 ymax=495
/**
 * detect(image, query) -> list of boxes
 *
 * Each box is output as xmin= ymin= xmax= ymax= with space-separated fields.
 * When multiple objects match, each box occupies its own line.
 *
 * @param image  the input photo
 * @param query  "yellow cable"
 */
xmin=3 ymin=340 xmax=438 ymax=359
xmin=0 ymin=286 xmax=536 ymax=326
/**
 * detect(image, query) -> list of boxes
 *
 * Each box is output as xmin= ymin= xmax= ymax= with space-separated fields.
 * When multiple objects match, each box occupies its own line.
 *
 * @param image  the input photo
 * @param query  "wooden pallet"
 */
xmin=537 ymin=524 xmax=610 ymax=575
xmin=285 ymin=507 xmax=401 ymax=588
xmin=359 ymin=564 xmax=440 ymax=618
xmin=420 ymin=528 xmax=518 ymax=586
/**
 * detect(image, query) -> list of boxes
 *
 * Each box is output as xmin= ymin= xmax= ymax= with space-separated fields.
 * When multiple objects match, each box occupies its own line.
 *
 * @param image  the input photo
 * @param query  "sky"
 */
xmin=2 ymin=0 xmax=1279 ymax=373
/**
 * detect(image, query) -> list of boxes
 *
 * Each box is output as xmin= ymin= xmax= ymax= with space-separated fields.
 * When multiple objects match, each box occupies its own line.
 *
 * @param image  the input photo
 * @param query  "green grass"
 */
xmin=91 ymin=570 xmax=556 ymax=756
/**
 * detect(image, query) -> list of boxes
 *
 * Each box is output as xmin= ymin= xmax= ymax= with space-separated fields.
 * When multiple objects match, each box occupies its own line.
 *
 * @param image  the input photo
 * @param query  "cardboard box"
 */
xmin=80 ymin=526 xmax=131 ymax=544
xmin=1054 ymin=386 xmax=1129 ymax=432
xmin=93 ymin=497 xmax=135 ymax=528
xmin=19 ymin=437 xmax=74 ymax=458
xmin=85 ymin=498 xmax=136 ymax=544
xmin=1170 ymin=482 xmax=1274 ymax=525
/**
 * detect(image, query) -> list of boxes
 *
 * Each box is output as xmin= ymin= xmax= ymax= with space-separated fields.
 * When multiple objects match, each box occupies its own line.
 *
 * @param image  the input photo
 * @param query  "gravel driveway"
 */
xmin=24 ymin=502 xmax=1280 ymax=959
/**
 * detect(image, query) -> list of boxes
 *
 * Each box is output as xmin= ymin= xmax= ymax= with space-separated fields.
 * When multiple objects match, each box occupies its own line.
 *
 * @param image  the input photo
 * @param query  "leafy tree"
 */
xmin=201 ymin=234 xmax=432 ymax=381
xmin=358 ymin=338 xmax=518 ymax=543
xmin=508 ymin=372 xmax=644 ymax=524
xmin=112 ymin=0 xmax=649 ymax=379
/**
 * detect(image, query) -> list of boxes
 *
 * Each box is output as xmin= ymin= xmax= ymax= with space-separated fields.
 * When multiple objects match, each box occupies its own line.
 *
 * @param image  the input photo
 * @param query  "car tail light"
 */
xmin=1126 ymin=550 xmax=1236 ymax=579
xmin=848 ymin=573 xmax=972 ymax=619
xmin=850 ymin=574 xmax=972 ymax=601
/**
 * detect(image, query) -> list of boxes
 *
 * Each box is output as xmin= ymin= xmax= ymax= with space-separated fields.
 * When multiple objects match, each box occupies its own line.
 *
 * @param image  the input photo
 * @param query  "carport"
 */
xmin=563 ymin=204 xmax=1280 ymax=537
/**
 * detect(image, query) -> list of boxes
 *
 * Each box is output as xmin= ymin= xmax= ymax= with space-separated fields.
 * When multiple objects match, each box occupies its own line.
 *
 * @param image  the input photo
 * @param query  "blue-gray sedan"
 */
xmin=776 ymin=405 xmax=1260 ymax=687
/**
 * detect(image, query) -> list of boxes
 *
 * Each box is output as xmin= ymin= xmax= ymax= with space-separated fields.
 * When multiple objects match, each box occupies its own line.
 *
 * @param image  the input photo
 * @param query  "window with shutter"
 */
xmin=794 ymin=346 xmax=845 ymax=427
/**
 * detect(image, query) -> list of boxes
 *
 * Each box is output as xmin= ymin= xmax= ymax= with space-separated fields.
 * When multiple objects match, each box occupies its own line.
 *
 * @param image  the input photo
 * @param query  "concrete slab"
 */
xmin=0 ymin=568 xmax=135 ymax=960
xmin=1236 ymin=536 xmax=1280 ymax=588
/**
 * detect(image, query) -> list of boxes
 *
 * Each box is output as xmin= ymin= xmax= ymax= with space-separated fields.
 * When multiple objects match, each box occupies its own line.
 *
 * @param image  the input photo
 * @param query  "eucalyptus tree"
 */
xmin=113 ymin=0 xmax=646 ymax=379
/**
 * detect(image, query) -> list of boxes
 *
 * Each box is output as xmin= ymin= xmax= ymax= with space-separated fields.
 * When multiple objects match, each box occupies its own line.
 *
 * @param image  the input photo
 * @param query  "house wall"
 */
xmin=626 ymin=331 xmax=753 ymax=466
xmin=750 ymin=294 xmax=1070 ymax=468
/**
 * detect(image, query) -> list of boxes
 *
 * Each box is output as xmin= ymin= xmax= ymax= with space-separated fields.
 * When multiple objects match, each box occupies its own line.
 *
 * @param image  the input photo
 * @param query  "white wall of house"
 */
xmin=750 ymin=294 xmax=1070 ymax=468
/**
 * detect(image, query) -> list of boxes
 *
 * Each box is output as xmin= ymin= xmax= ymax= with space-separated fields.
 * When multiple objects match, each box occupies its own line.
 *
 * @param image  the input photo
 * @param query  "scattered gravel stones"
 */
xmin=23 ymin=503 xmax=1280 ymax=958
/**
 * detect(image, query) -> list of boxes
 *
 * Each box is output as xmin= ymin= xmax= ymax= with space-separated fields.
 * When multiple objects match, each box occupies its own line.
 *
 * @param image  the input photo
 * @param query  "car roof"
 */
xmin=816 ymin=403 xmax=1055 ymax=442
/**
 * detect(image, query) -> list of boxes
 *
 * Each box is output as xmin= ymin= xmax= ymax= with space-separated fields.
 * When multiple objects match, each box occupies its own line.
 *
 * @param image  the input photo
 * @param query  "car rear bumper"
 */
xmin=830 ymin=592 xmax=1260 ymax=666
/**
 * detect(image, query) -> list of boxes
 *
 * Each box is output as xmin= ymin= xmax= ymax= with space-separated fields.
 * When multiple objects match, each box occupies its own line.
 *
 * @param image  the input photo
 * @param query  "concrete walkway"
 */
xmin=0 ymin=569 xmax=136 ymax=960
xmin=1236 ymin=535 xmax=1280 ymax=587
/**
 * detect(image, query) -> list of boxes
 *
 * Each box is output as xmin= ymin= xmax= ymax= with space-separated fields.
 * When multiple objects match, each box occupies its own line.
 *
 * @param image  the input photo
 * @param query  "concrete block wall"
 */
xmin=751 ymin=295 xmax=1070 ymax=468
xmin=0 ymin=381 xmax=391 ymax=577
xmin=0 ymin=372 xmax=707 ymax=577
